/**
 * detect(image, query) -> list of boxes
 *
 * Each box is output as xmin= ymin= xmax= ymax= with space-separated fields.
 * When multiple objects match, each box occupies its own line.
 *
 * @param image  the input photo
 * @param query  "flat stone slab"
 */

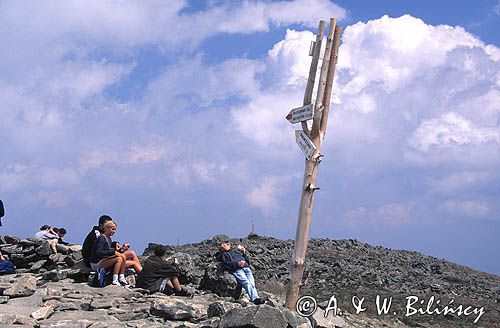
xmin=219 ymin=304 xmax=288 ymax=328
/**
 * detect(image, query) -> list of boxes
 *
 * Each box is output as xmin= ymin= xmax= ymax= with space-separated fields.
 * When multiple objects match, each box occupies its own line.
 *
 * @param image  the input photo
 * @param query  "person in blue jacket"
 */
xmin=0 ymin=250 xmax=15 ymax=275
xmin=90 ymin=220 xmax=132 ymax=286
xmin=219 ymin=242 xmax=265 ymax=305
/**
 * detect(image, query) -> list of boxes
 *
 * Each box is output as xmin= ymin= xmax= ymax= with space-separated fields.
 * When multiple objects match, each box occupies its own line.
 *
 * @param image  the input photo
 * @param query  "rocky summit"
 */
xmin=0 ymin=234 xmax=498 ymax=328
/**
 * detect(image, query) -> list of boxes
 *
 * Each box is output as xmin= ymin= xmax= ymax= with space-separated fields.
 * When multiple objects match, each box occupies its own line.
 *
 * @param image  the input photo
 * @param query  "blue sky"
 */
xmin=1 ymin=0 xmax=499 ymax=275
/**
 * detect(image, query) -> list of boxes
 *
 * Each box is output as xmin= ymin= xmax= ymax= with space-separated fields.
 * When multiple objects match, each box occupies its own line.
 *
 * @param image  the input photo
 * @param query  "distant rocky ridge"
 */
xmin=0 ymin=234 xmax=498 ymax=327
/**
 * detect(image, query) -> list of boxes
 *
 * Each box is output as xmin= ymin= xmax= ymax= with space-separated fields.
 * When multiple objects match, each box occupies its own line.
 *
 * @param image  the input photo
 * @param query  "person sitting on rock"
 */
xmin=0 ymin=251 xmax=15 ymax=275
xmin=34 ymin=225 xmax=59 ymax=253
xmin=136 ymin=245 xmax=193 ymax=297
xmin=82 ymin=215 xmax=113 ymax=268
xmin=90 ymin=220 xmax=141 ymax=286
xmin=219 ymin=242 xmax=265 ymax=305
xmin=82 ymin=215 xmax=142 ymax=274
xmin=56 ymin=227 xmax=70 ymax=245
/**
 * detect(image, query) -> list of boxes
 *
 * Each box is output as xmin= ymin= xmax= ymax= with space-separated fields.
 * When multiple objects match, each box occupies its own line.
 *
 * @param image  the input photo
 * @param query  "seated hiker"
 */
xmin=56 ymin=227 xmax=70 ymax=245
xmin=0 ymin=251 xmax=15 ymax=275
xmin=90 ymin=220 xmax=130 ymax=286
xmin=82 ymin=215 xmax=113 ymax=268
xmin=34 ymin=225 xmax=59 ymax=253
xmin=136 ymin=245 xmax=193 ymax=297
xmin=218 ymin=242 xmax=265 ymax=305
xmin=82 ymin=215 xmax=142 ymax=273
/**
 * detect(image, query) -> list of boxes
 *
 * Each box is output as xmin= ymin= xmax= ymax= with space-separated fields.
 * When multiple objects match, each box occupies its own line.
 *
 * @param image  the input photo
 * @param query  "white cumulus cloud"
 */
xmin=409 ymin=112 xmax=500 ymax=151
xmin=246 ymin=175 xmax=291 ymax=214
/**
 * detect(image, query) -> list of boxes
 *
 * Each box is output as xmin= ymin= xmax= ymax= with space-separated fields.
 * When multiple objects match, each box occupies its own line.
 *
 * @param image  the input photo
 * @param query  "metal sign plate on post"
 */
xmin=295 ymin=130 xmax=316 ymax=160
xmin=286 ymin=103 xmax=314 ymax=124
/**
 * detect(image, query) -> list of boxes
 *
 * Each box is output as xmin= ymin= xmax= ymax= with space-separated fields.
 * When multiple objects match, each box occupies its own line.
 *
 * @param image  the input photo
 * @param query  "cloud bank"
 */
xmin=0 ymin=2 xmax=498 ymax=273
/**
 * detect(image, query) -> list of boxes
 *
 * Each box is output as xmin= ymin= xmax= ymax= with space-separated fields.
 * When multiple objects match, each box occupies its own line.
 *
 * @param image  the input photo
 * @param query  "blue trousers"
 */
xmin=232 ymin=267 xmax=259 ymax=301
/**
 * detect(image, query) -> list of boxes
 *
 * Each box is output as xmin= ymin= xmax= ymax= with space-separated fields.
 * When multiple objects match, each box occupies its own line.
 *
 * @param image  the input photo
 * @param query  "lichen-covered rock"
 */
xmin=150 ymin=297 xmax=210 ymax=320
xmin=30 ymin=305 xmax=55 ymax=320
xmin=31 ymin=259 xmax=48 ymax=271
xmin=36 ymin=241 xmax=54 ymax=256
xmin=0 ymin=233 xmax=498 ymax=328
xmin=310 ymin=310 xmax=345 ymax=328
xmin=280 ymin=305 xmax=312 ymax=328
xmin=0 ymin=244 xmax=23 ymax=255
xmin=219 ymin=304 xmax=288 ymax=328
xmin=3 ymin=274 xmax=37 ymax=298
xmin=0 ymin=313 xmax=36 ymax=325
xmin=207 ymin=301 xmax=226 ymax=318
xmin=0 ymin=235 xmax=21 ymax=244
xmin=200 ymin=262 xmax=242 ymax=299
xmin=42 ymin=270 xmax=68 ymax=282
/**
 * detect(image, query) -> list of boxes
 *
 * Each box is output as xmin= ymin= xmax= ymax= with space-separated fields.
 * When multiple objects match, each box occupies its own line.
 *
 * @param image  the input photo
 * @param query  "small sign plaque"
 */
xmin=295 ymin=130 xmax=316 ymax=160
xmin=286 ymin=103 xmax=314 ymax=124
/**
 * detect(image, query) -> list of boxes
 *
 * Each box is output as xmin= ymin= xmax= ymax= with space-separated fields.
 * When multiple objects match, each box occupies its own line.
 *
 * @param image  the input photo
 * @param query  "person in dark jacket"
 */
xmin=0 ymin=250 xmax=15 ymax=275
xmin=219 ymin=242 xmax=264 ymax=305
xmin=82 ymin=215 xmax=113 ymax=267
xmin=136 ymin=245 xmax=193 ymax=297
xmin=56 ymin=228 xmax=70 ymax=245
xmin=90 ymin=220 xmax=129 ymax=286
xmin=0 ymin=199 xmax=4 ymax=226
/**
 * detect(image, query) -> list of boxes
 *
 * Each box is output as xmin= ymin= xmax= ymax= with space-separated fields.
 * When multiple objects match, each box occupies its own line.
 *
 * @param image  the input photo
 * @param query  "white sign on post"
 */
xmin=295 ymin=130 xmax=316 ymax=160
xmin=286 ymin=103 xmax=314 ymax=124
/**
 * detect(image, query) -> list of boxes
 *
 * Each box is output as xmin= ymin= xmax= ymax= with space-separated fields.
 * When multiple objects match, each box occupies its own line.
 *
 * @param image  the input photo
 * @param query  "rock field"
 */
xmin=0 ymin=234 xmax=498 ymax=328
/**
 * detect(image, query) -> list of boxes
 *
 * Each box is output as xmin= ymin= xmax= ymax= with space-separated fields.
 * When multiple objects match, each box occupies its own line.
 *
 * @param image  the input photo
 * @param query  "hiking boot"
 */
xmin=119 ymin=279 xmax=129 ymax=287
xmin=175 ymin=289 xmax=194 ymax=298
xmin=162 ymin=286 xmax=175 ymax=296
xmin=253 ymin=298 xmax=266 ymax=305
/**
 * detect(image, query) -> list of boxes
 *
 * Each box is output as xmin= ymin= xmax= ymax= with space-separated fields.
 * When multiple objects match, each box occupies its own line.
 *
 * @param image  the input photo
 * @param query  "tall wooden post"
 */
xmin=301 ymin=20 xmax=325 ymax=136
xmin=285 ymin=18 xmax=342 ymax=310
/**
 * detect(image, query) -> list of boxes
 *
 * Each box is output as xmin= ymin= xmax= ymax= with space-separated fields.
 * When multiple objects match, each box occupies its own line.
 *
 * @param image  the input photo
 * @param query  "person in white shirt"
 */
xmin=34 ymin=225 xmax=59 ymax=253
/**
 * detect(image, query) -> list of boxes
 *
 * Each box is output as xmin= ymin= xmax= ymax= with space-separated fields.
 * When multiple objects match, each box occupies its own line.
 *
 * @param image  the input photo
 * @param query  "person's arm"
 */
xmin=242 ymin=253 xmax=251 ymax=266
xmin=160 ymin=259 xmax=181 ymax=277
xmin=237 ymin=246 xmax=251 ymax=266
xmin=46 ymin=228 xmax=59 ymax=240
xmin=58 ymin=238 xmax=70 ymax=245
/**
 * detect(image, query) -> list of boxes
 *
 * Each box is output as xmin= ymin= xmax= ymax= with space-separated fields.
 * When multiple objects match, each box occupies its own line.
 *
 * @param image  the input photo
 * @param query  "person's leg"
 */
xmin=113 ymin=253 xmax=128 ymax=285
xmin=168 ymin=276 xmax=193 ymax=297
xmin=99 ymin=255 xmax=122 ymax=275
xmin=243 ymin=267 xmax=257 ymax=289
xmin=48 ymin=239 xmax=58 ymax=253
xmin=118 ymin=253 xmax=127 ymax=274
xmin=159 ymin=278 xmax=175 ymax=295
xmin=232 ymin=269 xmax=259 ymax=302
xmin=122 ymin=250 xmax=142 ymax=273
xmin=242 ymin=267 xmax=261 ymax=302
xmin=169 ymin=276 xmax=182 ymax=292
xmin=98 ymin=255 xmax=123 ymax=285
xmin=125 ymin=260 xmax=142 ymax=273
xmin=165 ymin=279 xmax=174 ymax=290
